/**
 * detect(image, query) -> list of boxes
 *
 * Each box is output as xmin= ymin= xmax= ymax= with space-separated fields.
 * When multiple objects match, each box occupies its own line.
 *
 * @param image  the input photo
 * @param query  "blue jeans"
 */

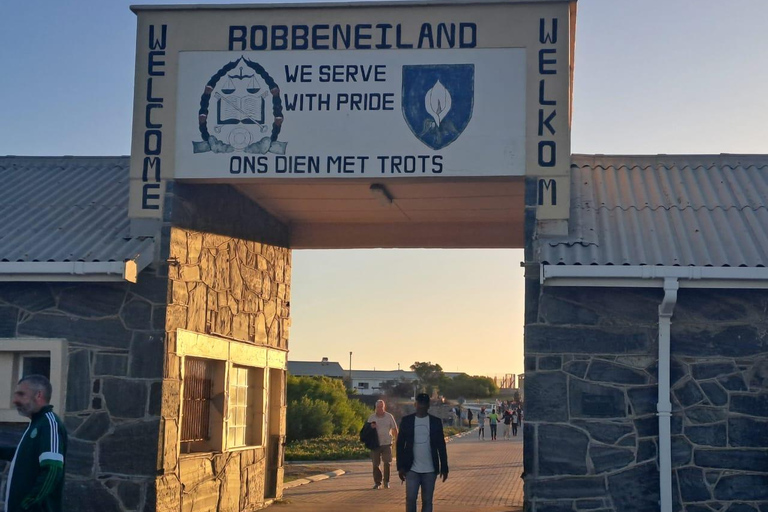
xmin=406 ymin=471 xmax=437 ymax=512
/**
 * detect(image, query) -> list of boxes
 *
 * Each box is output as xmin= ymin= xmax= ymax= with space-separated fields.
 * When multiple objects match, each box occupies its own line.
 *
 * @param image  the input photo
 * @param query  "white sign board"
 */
xmin=175 ymin=49 xmax=525 ymax=178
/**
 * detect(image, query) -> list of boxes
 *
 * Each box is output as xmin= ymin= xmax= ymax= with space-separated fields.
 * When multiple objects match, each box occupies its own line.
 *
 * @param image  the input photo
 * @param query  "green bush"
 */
xmin=286 ymin=397 xmax=334 ymax=441
xmin=286 ymin=375 xmax=371 ymax=441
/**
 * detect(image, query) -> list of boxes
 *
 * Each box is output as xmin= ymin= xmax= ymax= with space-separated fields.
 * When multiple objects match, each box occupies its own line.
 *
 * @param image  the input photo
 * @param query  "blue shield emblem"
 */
xmin=402 ymin=64 xmax=474 ymax=150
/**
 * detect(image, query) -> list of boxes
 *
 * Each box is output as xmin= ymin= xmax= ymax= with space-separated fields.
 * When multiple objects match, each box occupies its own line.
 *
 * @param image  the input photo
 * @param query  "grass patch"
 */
xmin=443 ymin=426 xmax=470 ymax=437
xmin=285 ymin=435 xmax=370 ymax=461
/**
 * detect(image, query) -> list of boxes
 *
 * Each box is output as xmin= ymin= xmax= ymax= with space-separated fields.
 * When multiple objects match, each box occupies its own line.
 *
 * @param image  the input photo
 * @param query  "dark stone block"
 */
xmin=525 ymin=356 xmax=536 ymax=372
xmin=539 ymin=356 xmax=562 ymax=370
xmin=692 ymin=361 xmax=738 ymax=380
xmin=564 ymin=360 xmax=589 ymax=379
xmin=536 ymin=502 xmax=573 ymax=512
xmin=726 ymin=505 xmax=758 ymax=512
xmin=695 ymin=448 xmax=768 ymax=471
xmin=524 ymin=423 xmax=535 ymax=474
xmin=686 ymin=507 xmax=711 ymax=512
xmin=63 ymin=479 xmax=121 ymax=512
xmin=99 ymin=419 xmax=160 ymax=476
xmin=670 ymin=359 xmax=687 ymax=386
xmin=719 ymin=374 xmax=748 ymax=391
xmin=575 ymin=499 xmax=605 ymax=510
xmin=64 ymin=415 xmax=85 ymax=432
xmin=129 ymin=273 xmax=170 ymax=305
xmin=572 ymin=421 xmax=633 ymax=444
xmin=66 ymin=438 xmax=94 ymax=477
xmin=149 ymin=381 xmax=162 ymax=416
xmin=728 ymin=417 xmax=768 ymax=447
xmin=705 ymin=470 xmax=720 ymax=485
xmin=129 ymin=333 xmax=164 ymax=379
xmin=0 ymin=283 xmax=56 ymax=311
xmin=671 ymin=435 xmax=692 ymax=465
xmin=58 ymin=284 xmax=126 ymax=317
xmin=628 ymin=386 xmax=658 ymax=415
xmin=714 ymin=475 xmax=768 ymax=501
xmin=524 ymin=274 xmax=540 ymax=325
xmin=672 ymin=325 xmax=768 ymax=358
xmin=617 ymin=435 xmax=635 ymax=447
xmin=121 ymin=297 xmax=153 ymax=330
xmin=671 ymin=414 xmax=683 ymax=434
xmin=674 ymin=289 xmax=750 ymax=322
xmin=103 ymin=378 xmax=148 ymax=418
xmin=634 ymin=415 xmax=659 ymax=437
xmin=526 ymin=372 xmax=568 ymax=422
xmin=539 ymin=294 xmax=599 ymax=325
xmin=699 ymin=381 xmax=728 ymax=406
xmin=94 ymin=353 xmax=128 ymax=376
xmin=587 ymin=360 xmax=648 ymax=385
xmin=673 ymin=379 xmax=705 ymax=407
xmin=607 ymin=462 xmax=660 ymax=512
xmin=539 ymin=425 xmax=589 ymax=476
xmin=0 ymin=305 xmax=18 ymax=336
xmin=527 ymin=476 xmax=606 ymax=499
xmin=66 ymin=349 xmax=91 ymax=412
xmin=685 ymin=406 xmax=727 ymax=424
xmin=91 ymin=397 xmax=102 ymax=409
xmin=19 ymin=313 xmax=132 ymax=349
xmin=152 ymin=305 xmax=167 ymax=331
xmin=526 ymin=325 xmax=652 ymax=354
xmin=678 ymin=467 xmax=711 ymax=502
xmin=74 ymin=411 xmax=111 ymax=441
xmin=590 ymin=445 xmax=634 ymax=473
xmin=730 ymin=394 xmax=768 ymax=417
xmin=686 ymin=423 xmax=727 ymax=447
xmin=637 ymin=439 xmax=656 ymax=462
xmin=117 ymin=480 xmax=142 ymax=510
xmin=570 ymin=380 xmax=626 ymax=419
xmin=93 ymin=379 xmax=100 ymax=393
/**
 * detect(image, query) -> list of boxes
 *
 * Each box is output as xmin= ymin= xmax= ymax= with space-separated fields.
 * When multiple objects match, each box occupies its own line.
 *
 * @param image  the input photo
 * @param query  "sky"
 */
xmin=2 ymin=1 xmax=767 ymax=378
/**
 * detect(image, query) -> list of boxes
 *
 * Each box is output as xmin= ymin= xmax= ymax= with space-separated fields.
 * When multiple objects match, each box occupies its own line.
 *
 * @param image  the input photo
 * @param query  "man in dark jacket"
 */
xmin=396 ymin=393 xmax=448 ymax=512
xmin=1 ymin=375 xmax=67 ymax=512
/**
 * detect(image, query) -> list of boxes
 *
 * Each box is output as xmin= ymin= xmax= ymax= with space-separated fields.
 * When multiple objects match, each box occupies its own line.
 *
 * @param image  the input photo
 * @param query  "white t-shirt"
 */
xmin=411 ymin=415 xmax=434 ymax=473
xmin=367 ymin=412 xmax=398 ymax=446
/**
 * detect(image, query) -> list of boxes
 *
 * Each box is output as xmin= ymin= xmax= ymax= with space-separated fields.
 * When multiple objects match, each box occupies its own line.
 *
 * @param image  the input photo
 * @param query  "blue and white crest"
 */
xmin=402 ymin=64 xmax=474 ymax=150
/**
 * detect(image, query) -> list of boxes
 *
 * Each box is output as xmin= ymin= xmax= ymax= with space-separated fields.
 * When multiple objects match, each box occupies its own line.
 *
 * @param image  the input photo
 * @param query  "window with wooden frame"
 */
xmin=228 ymin=365 xmax=265 ymax=449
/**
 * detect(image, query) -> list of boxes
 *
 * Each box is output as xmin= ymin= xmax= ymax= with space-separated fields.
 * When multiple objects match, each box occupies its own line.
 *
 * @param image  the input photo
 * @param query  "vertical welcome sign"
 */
xmin=129 ymin=1 xmax=574 ymax=228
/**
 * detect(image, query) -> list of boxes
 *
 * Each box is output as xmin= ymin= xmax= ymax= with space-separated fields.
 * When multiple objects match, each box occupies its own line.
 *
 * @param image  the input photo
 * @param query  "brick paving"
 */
xmin=278 ymin=430 xmax=523 ymax=512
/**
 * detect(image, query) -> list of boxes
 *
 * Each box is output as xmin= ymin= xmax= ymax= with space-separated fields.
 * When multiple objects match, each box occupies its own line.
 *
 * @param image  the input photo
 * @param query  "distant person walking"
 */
xmin=477 ymin=407 xmax=487 ymax=440
xmin=467 ymin=408 xmax=473 ymax=428
xmin=397 ymin=393 xmax=449 ymax=512
xmin=502 ymin=409 xmax=512 ymax=439
xmin=0 ymin=375 xmax=68 ymax=512
xmin=367 ymin=399 xmax=399 ymax=489
xmin=488 ymin=409 xmax=499 ymax=441
xmin=511 ymin=409 xmax=519 ymax=437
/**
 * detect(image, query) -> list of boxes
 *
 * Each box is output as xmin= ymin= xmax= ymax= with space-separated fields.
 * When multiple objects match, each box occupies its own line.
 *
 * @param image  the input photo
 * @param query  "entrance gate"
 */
xmin=128 ymin=2 xmax=575 ymax=510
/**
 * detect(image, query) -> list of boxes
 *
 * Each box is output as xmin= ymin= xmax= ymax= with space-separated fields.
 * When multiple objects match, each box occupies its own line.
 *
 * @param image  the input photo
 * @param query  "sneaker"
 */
xmin=373 ymin=484 xmax=381 ymax=490
xmin=384 ymin=483 xmax=391 ymax=489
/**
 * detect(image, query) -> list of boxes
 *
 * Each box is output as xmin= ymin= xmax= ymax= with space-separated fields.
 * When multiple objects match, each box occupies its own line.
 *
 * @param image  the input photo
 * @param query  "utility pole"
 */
xmin=349 ymin=351 xmax=353 ymax=390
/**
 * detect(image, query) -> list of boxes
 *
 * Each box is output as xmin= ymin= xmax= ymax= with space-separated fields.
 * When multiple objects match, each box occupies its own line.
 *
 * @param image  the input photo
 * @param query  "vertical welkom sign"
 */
xmin=128 ymin=1 xmax=574 ymax=232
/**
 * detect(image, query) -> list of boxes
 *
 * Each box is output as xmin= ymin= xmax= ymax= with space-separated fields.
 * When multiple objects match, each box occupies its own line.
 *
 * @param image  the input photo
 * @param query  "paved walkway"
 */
xmin=278 ymin=430 xmax=523 ymax=512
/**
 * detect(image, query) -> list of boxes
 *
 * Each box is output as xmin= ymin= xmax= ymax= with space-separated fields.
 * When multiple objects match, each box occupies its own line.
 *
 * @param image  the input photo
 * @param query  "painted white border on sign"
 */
xmin=175 ymin=49 xmax=525 ymax=178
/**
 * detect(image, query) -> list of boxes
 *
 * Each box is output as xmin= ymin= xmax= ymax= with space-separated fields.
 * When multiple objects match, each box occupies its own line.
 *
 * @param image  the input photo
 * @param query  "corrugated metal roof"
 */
xmin=539 ymin=154 xmax=768 ymax=267
xmin=0 ymin=156 xmax=154 ymax=263
xmin=287 ymin=361 xmax=347 ymax=377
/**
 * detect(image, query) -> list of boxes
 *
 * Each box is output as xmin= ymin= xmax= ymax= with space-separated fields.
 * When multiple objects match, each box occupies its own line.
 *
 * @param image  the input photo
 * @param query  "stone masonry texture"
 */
xmin=155 ymin=182 xmax=291 ymax=512
xmin=524 ymin=285 xmax=768 ymax=512
xmin=0 ymin=273 xmax=168 ymax=512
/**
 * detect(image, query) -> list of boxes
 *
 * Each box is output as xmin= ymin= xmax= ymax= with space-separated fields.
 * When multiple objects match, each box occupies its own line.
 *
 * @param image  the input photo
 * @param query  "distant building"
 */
xmin=287 ymin=358 xmax=345 ymax=378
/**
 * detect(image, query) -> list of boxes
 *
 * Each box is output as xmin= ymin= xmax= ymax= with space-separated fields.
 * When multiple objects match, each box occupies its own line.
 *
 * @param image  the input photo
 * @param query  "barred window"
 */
xmin=181 ymin=358 xmax=214 ymax=443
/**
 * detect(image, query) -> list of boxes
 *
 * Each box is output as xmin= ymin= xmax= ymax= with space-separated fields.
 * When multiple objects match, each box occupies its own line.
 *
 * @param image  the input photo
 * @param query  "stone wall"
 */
xmin=523 ymin=285 xmax=768 ymax=512
xmin=0 ymin=269 xmax=168 ymax=512
xmin=155 ymin=182 xmax=291 ymax=512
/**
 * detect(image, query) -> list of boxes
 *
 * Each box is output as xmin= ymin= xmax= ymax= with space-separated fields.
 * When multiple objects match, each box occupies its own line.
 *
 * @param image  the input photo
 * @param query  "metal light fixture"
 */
xmin=369 ymin=183 xmax=394 ymax=206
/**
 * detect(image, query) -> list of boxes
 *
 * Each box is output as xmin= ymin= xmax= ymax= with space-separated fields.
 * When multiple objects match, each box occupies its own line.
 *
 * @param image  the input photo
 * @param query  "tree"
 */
xmin=379 ymin=379 xmax=413 ymax=398
xmin=439 ymin=373 xmax=499 ymax=399
xmin=410 ymin=362 xmax=444 ymax=394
